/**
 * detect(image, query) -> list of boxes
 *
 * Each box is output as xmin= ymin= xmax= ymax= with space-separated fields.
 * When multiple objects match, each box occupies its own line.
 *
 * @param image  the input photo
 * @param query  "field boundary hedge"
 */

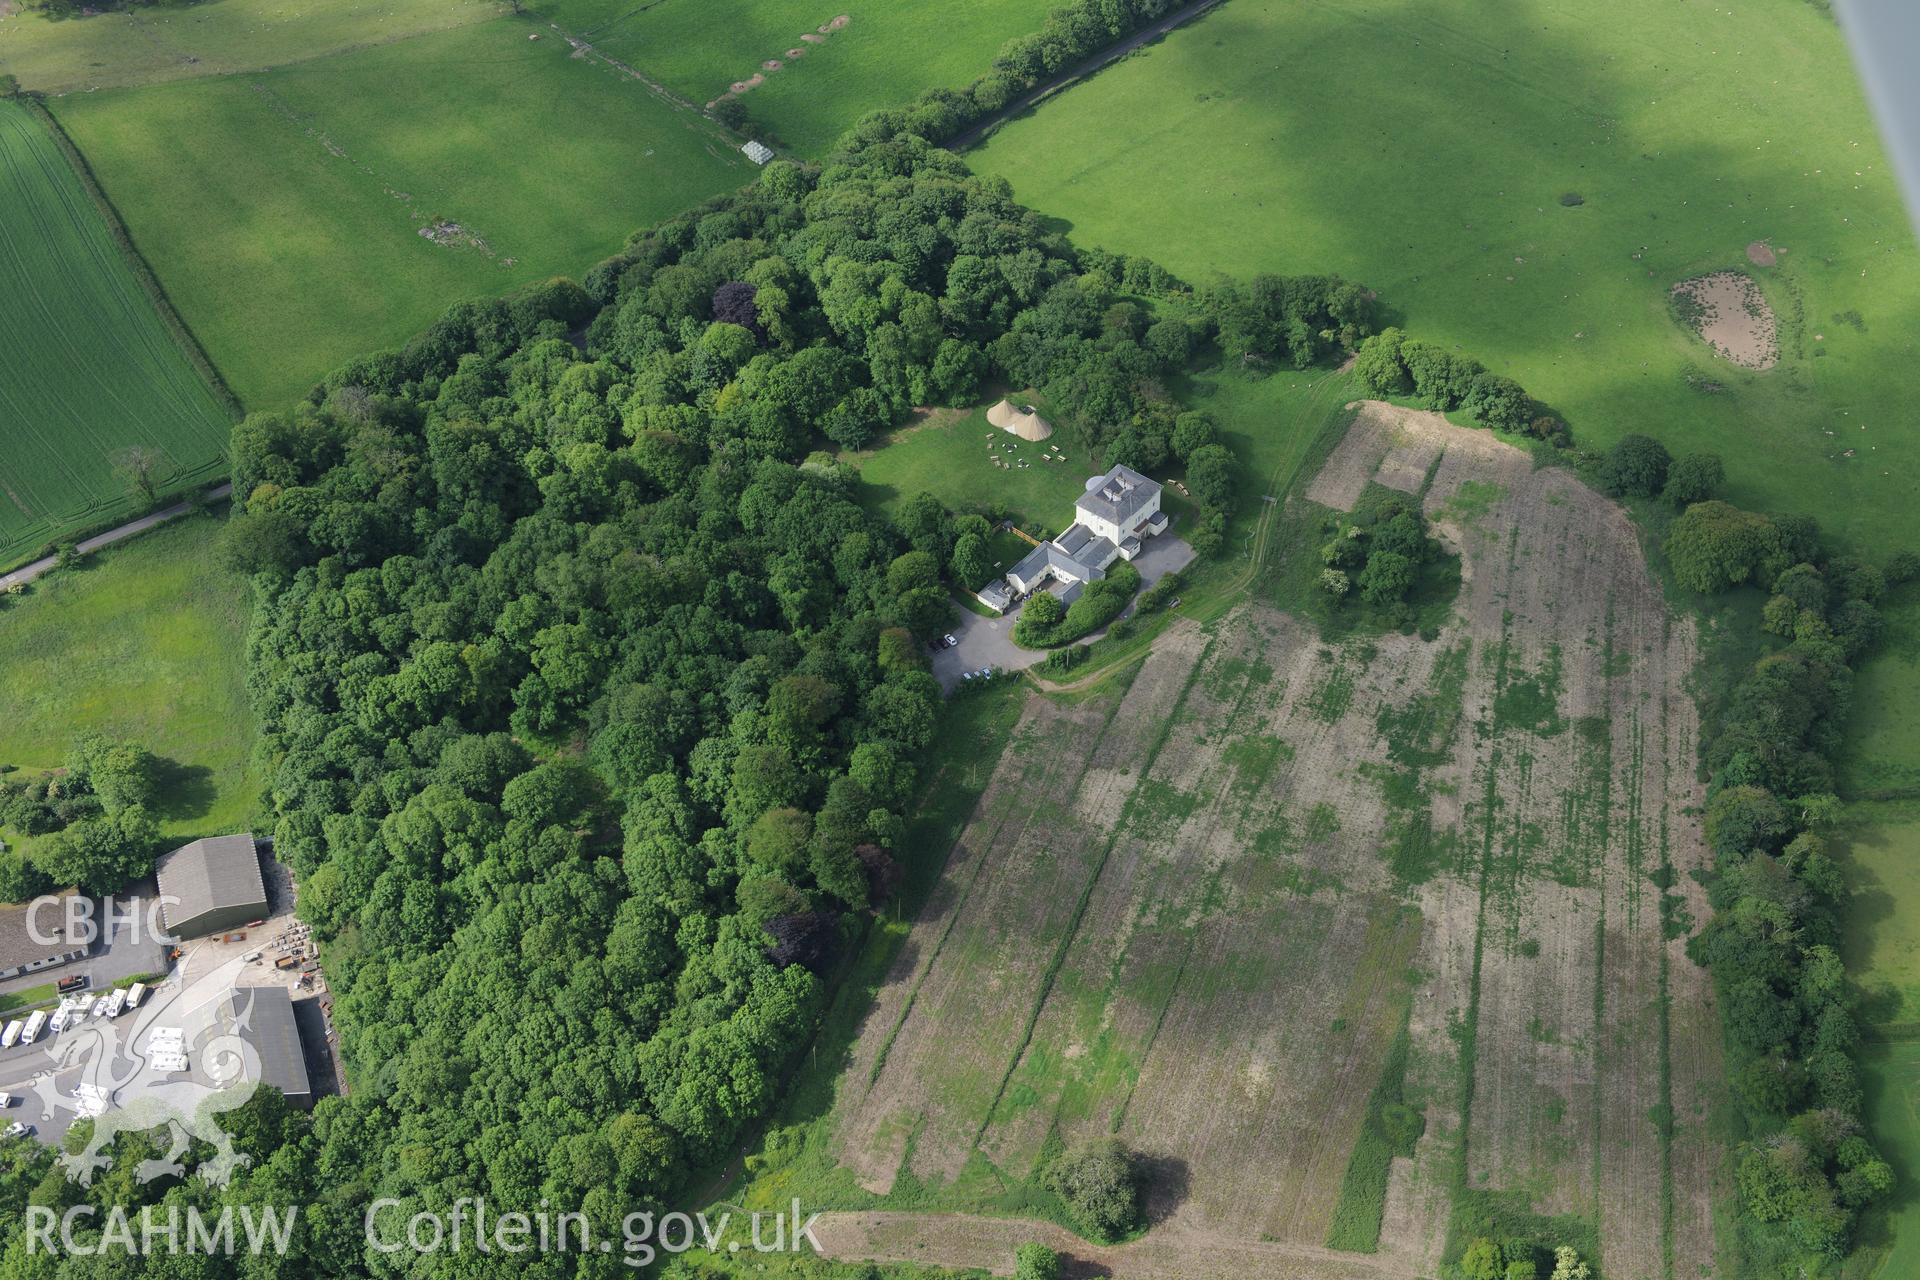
xmin=944 ymin=0 xmax=1227 ymax=151
xmin=20 ymin=95 xmax=244 ymax=422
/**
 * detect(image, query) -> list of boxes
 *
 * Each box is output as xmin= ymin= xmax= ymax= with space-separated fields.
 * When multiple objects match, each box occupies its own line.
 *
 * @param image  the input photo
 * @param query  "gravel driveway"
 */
xmin=930 ymin=534 xmax=1195 ymax=692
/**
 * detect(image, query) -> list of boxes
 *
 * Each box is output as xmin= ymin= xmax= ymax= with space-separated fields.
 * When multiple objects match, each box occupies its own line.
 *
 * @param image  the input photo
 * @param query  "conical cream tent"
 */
xmin=985 ymin=398 xmax=1052 ymax=442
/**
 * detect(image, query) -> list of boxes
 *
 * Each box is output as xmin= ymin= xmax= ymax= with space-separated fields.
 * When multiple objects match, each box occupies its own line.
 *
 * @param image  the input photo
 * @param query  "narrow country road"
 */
xmin=0 ymin=481 xmax=232 ymax=591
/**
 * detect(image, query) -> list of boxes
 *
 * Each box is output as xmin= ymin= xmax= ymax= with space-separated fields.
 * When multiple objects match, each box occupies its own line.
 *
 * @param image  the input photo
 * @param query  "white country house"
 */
xmin=1003 ymin=464 xmax=1170 ymax=601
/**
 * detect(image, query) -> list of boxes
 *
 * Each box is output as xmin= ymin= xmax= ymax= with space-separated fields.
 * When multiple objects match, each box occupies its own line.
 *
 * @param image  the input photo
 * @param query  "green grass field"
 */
xmin=48 ymin=17 xmax=753 ymax=409
xmin=0 ymin=99 xmax=232 ymax=567
xmin=973 ymin=0 xmax=1918 ymax=560
xmin=530 ymin=0 xmax=1056 ymax=155
xmin=1842 ymin=588 xmax=1920 ymax=798
xmin=0 ymin=0 xmax=504 ymax=94
xmin=0 ymin=515 xmax=260 ymax=846
xmin=844 ymin=402 xmax=1095 ymax=535
xmin=1845 ymin=803 xmax=1920 ymax=1028
xmin=1859 ymin=1040 xmax=1920 ymax=1280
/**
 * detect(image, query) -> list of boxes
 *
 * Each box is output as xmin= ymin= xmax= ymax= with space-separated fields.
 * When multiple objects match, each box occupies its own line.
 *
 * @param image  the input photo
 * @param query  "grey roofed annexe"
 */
xmin=156 ymin=834 xmax=267 ymax=941
xmin=220 ymin=986 xmax=311 ymax=1106
xmin=1009 ymin=540 xmax=1108 ymax=590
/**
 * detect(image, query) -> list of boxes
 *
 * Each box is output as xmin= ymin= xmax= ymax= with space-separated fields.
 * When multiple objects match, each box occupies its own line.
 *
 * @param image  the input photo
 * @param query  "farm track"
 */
xmin=819 ymin=405 xmax=1725 ymax=1279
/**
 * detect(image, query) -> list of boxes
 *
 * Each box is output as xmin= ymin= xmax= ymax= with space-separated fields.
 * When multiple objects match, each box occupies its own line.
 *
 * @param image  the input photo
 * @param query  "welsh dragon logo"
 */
xmin=30 ymin=952 xmax=264 ymax=1187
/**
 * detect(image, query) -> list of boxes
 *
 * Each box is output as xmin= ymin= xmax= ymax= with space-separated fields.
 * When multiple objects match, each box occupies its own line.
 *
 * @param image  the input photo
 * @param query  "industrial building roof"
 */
xmin=220 ymin=986 xmax=311 ymax=1102
xmin=156 ymin=835 xmax=266 ymax=935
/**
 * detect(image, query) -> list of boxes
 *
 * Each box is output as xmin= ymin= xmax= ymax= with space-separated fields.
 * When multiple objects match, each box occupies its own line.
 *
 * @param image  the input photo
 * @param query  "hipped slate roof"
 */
xmin=1076 ymin=464 xmax=1162 ymax=529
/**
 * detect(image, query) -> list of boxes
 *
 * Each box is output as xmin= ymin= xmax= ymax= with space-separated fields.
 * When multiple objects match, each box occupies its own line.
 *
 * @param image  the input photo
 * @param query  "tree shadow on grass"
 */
xmin=152 ymin=757 xmax=217 ymax=824
xmin=1854 ymin=1043 xmax=1920 ymax=1258
xmin=1136 ymin=1151 xmax=1192 ymax=1228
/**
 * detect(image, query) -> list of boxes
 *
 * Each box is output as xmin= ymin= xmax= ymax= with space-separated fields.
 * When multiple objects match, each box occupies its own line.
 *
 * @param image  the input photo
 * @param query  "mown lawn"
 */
xmin=530 ymin=0 xmax=1057 ymax=155
xmin=0 ymin=515 xmax=260 ymax=847
xmin=844 ymin=402 xmax=1095 ymax=536
xmin=50 ymin=17 xmax=752 ymax=410
xmin=0 ymin=100 xmax=231 ymax=567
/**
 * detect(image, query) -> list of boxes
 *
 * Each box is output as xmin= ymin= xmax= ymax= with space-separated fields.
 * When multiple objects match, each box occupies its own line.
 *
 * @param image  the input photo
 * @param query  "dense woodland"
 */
xmin=0 ymin=117 xmax=1385 ymax=1276
xmin=1670 ymin=500 xmax=1910 ymax=1274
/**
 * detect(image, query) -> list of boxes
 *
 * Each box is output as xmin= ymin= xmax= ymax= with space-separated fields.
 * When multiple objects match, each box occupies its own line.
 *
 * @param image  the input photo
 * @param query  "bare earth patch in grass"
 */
xmin=1672 ymin=270 xmax=1778 ymax=369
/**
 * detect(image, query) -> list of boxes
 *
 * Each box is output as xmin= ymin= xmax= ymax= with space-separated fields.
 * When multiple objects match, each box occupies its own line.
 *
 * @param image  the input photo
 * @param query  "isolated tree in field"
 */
xmin=66 ymin=734 xmax=161 ymax=815
xmin=110 ymin=445 xmax=170 ymax=506
xmin=1184 ymin=443 xmax=1237 ymax=510
xmin=1602 ymin=433 xmax=1672 ymax=497
xmin=1013 ymin=1243 xmax=1062 ymax=1280
xmin=1170 ymin=411 xmax=1216 ymax=461
xmin=1663 ymin=451 xmax=1725 ymax=507
xmin=1043 ymin=1139 xmax=1141 ymax=1242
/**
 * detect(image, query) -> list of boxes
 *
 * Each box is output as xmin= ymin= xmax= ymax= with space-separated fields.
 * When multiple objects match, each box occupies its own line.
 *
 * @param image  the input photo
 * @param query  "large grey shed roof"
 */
xmin=221 ymin=986 xmax=311 ymax=1102
xmin=1076 ymin=464 xmax=1161 ymax=529
xmin=156 ymin=835 xmax=266 ymax=935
